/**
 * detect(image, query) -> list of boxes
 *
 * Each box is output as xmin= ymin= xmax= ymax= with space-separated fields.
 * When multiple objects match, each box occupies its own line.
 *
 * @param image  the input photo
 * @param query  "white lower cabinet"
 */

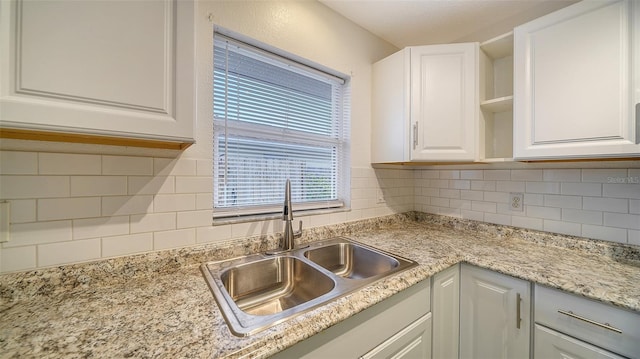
xmin=534 ymin=324 xmax=625 ymax=359
xmin=534 ymin=284 xmax=640 ymax=358
xmin=460 ymin=264 xmax=531 ymax=359
xmin=361 ymin=314 xmax=432 ymax=359
xmin=271 ymin=280 xmax=431 ymax=359
xmin=431 ymin=264 xmax=460 ymax=359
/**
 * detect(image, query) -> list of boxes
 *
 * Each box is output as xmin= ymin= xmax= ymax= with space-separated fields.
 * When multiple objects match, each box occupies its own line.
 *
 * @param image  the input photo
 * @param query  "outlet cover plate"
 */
xmin=510 ymin=192 xmax=524 ymax=212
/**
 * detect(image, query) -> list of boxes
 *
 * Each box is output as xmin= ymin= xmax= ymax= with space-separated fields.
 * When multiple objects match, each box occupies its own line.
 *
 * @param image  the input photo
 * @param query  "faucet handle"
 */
xmin=294 ymin=220 xmax=303 ymax=238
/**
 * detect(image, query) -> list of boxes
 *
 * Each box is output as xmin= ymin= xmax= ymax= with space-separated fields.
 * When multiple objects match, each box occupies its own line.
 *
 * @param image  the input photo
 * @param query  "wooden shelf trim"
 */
xmin=0 ymin=128 xmax=193 ymax=150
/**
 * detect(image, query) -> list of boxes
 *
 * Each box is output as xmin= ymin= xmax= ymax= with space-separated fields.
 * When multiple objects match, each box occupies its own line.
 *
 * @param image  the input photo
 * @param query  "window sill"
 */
xmin=212 ymin=207 xmax=350 ymax=226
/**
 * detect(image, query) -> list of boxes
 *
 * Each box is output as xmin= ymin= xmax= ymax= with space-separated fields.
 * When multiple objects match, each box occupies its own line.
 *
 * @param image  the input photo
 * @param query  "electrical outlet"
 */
xmin=376 ymin=189 xmax=386 ymax=204
xmin=509 ymin=192 xmax=524 ymax=212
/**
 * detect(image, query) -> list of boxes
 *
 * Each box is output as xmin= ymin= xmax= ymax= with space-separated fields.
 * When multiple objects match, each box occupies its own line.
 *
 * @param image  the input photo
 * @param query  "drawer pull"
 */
xmin=516 ymin=293 xmax=522 ymax=329
xmin=557 ymin=310 xmax=622 ymax=334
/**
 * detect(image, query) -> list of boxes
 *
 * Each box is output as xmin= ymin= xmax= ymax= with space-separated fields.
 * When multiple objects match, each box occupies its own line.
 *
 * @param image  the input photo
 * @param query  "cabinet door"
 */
xmin=534 ymin=324 xmax=625 ymax=359
xmin=410 ymin=43 xmax=478 ymax=161
xmin=362 ymin=313 xmax=432 ymax=359
xmin=514 ymin=0 xmax=640 ymax=160
xmin=432 ymin=264 xmax=460 ymax=359
xmin=0 ymin=0 xmax=195 ymax=144
xmin=460 ymin=264 xmax=530 ymax=359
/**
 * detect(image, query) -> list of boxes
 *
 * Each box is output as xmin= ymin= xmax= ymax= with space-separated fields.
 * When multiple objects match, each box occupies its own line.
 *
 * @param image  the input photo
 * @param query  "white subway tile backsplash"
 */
xmin=196 ymin=225 xmax=232 ymax=244
xmin=38 ymin=238 xmax=101 ymax=267
xmin=7 ymin=220 xmax=72 ymax=247
xmin=496 ymin=181 xmax=525 ymax=193
xmin=543 ymin=195 xmax=582 ymax=209
xmin=460 ymin=190 xmax=483 ymax=201
xmin=526 ymin=206 xmax=561 ymax=220
xmin=39 ymin=153 xmax=101 ymax=175
xmin=175 ymin=177 xmax=213 ymax=194
xmin=177 ymin=210 xmax=212 ymax=229
xmin=582 ymin=169 xmax=627 ymax=183
xmin=0 ymin=176 xmax=69 ymax=199
xmin=511 ymin=170 xmax=543 ymax=181
xmin=196 ymin=159 xmax=213 ymax=177
xmin=484 ymin=170 xmax=510 ymax=180
xmin=603 ymin=183 xmax=640 ymax=199
xmin=154 ymin=158 xmax=197 ymax=176
xmin=484 ymin=191 xmax=509 ymax=203
xmin=1 ymin=246 xmax=36 ymax=272
xmin=560 ymin=182 xmax=601 ymax=196
xmin=543 ymin=219 xmax=581 ymax=236
xmin=523 ymin=193 xmax=544 ymax=206
xmin=561 ymin=208 xmax=602 ymax=225
xmin=582 ymin=225 xmax=627 ymax=244
xmin=543 ymin=169 xmax=581 ymax=182
xmin=431 ymin=197 xmax=450 ymax=208
xmin=0 ymin=152 xmax=37 ymax=174
xmin=196 ymin=193 xmax=213 ymax=210
xmin=8 ymin=200 xmax=36 ymax=223
xmin=39 ymin=197 xmax=101 ymax=221
xmin=430 ymin=179 xmax=449 ymax=188
xmin=449 ymin=180 xmax=470 ymax=190
xmin=70 ymin=176 xmax=127 ymax=197
xmin=460 ymin=170 xmax=483 ymax=180
xmin=511 ymin=216 xmax=543 ymax=231
xmin=130 ymin=213 xmax=176 ymax=234
xmin=439 ymin=170 xmax=460 ymax=179
xmin=153 ymin=228 xmax=196 ymax=250
xmin=583 ymin=197 xmax=628 ymax=213
xmin=101 ymin=195 xmax=153 ymax=216
xmin=461 ymin=209 xmax=484 ymax=221
xmin=102 ymin=233 xmax=153 ymax=257
xmin=128 ymin=176 xmax=174 ymax=195
xmin=484 ymin=213 xmax=511 ymax=226
xmin=471 ymin=201 xmax=497 ymax=213
xmin=1 ymin=148 xmax=637 ymax=273
xmin=439 ymin=189 xmax=460 ymax=199
xmin=73 ymin=216 xmax=129 ymax=240
xmin=525 ymin=181 xmax=560 ymax=194
xmin=471 ymin=180 xmax=496 ymax=191
xmin=103 ymin=156 xmax=153 ymax=175
xmin=604 ymin=213 xmax=640 ymax=230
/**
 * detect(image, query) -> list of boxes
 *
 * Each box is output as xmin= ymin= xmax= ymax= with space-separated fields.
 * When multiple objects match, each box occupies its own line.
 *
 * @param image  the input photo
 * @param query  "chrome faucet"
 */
xmin=281 ymin=179 xmax=302 ymax=251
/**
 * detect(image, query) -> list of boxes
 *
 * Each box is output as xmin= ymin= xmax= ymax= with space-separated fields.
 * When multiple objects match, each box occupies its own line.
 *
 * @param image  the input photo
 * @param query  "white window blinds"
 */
xmin=213 ymin=33 xmax=350 ymax=218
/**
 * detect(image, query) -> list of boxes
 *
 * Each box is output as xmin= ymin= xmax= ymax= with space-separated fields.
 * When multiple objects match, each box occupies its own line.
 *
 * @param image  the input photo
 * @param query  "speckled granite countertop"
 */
xmin=1 ymin=213 xmax=639 ymax=358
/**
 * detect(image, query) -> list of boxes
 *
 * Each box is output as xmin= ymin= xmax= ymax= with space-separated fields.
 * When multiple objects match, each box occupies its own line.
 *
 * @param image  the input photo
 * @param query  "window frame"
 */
xmin=212 ymin=29 xmax=351 ymax=221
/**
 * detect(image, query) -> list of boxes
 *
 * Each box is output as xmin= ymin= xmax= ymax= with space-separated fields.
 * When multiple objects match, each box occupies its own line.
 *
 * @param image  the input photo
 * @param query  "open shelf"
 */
xmin=479 ymin=32 xmax=514 ymax=162
xmin=480 ymin=96 xmax=513 ymax=113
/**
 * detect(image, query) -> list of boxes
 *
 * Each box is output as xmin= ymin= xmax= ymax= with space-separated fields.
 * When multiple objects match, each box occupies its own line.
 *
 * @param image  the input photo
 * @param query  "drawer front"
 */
xmin=535 ymin=324 xmax=625 ymax=359
xmin=535 ymin=284 xmax=640 ymax=358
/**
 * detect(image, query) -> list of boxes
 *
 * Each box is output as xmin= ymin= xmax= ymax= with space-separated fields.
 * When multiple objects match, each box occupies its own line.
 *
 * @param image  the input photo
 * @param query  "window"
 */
xmin=213 ymin=32 xmax=350 ymax=219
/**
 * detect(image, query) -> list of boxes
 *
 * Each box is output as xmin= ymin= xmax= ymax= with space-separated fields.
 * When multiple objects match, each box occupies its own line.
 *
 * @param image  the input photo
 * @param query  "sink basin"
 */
xmin=304 ymin=242 xmax=399 ymax=279
xmin=201 ymin=237 xmax=417 ymax=336
xmin=220 ymin=256 xmax=335 ymax=316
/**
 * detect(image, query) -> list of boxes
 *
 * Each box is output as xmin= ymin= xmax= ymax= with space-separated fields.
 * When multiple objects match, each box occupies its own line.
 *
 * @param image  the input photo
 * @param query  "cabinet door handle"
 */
xmin=413 ymin=122 xmax=418 ymax=149
xmin=516 ymin=293 xmax=522 ymax=329
xmin=557 ymin=310 xmax=622 ymax=334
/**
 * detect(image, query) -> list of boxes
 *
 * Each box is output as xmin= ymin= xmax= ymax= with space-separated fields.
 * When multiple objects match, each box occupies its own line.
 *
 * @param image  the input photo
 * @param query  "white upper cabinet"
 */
xmin=0 ymin=0 xmax=196 ymax=148
xmin=372 ymin=43 xmax=478 ymax=163
xmin=514 ymin=0 xmax=640 ymax=160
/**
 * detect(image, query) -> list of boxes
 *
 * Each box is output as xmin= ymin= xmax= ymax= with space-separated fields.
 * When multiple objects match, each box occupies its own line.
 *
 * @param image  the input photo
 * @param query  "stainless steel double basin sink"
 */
xmin=201 ymin=237 xmax=418 ymax=336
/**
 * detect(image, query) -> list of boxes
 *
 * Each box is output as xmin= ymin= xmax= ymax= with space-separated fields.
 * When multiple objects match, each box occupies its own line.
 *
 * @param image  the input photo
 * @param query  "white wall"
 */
xmin=0 ymin=0 xmax=412 ymax=273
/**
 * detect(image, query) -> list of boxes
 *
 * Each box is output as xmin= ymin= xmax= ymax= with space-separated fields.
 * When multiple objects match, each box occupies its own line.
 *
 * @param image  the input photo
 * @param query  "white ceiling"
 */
xmin=319 ymin=0 xmax=578 ymax=48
